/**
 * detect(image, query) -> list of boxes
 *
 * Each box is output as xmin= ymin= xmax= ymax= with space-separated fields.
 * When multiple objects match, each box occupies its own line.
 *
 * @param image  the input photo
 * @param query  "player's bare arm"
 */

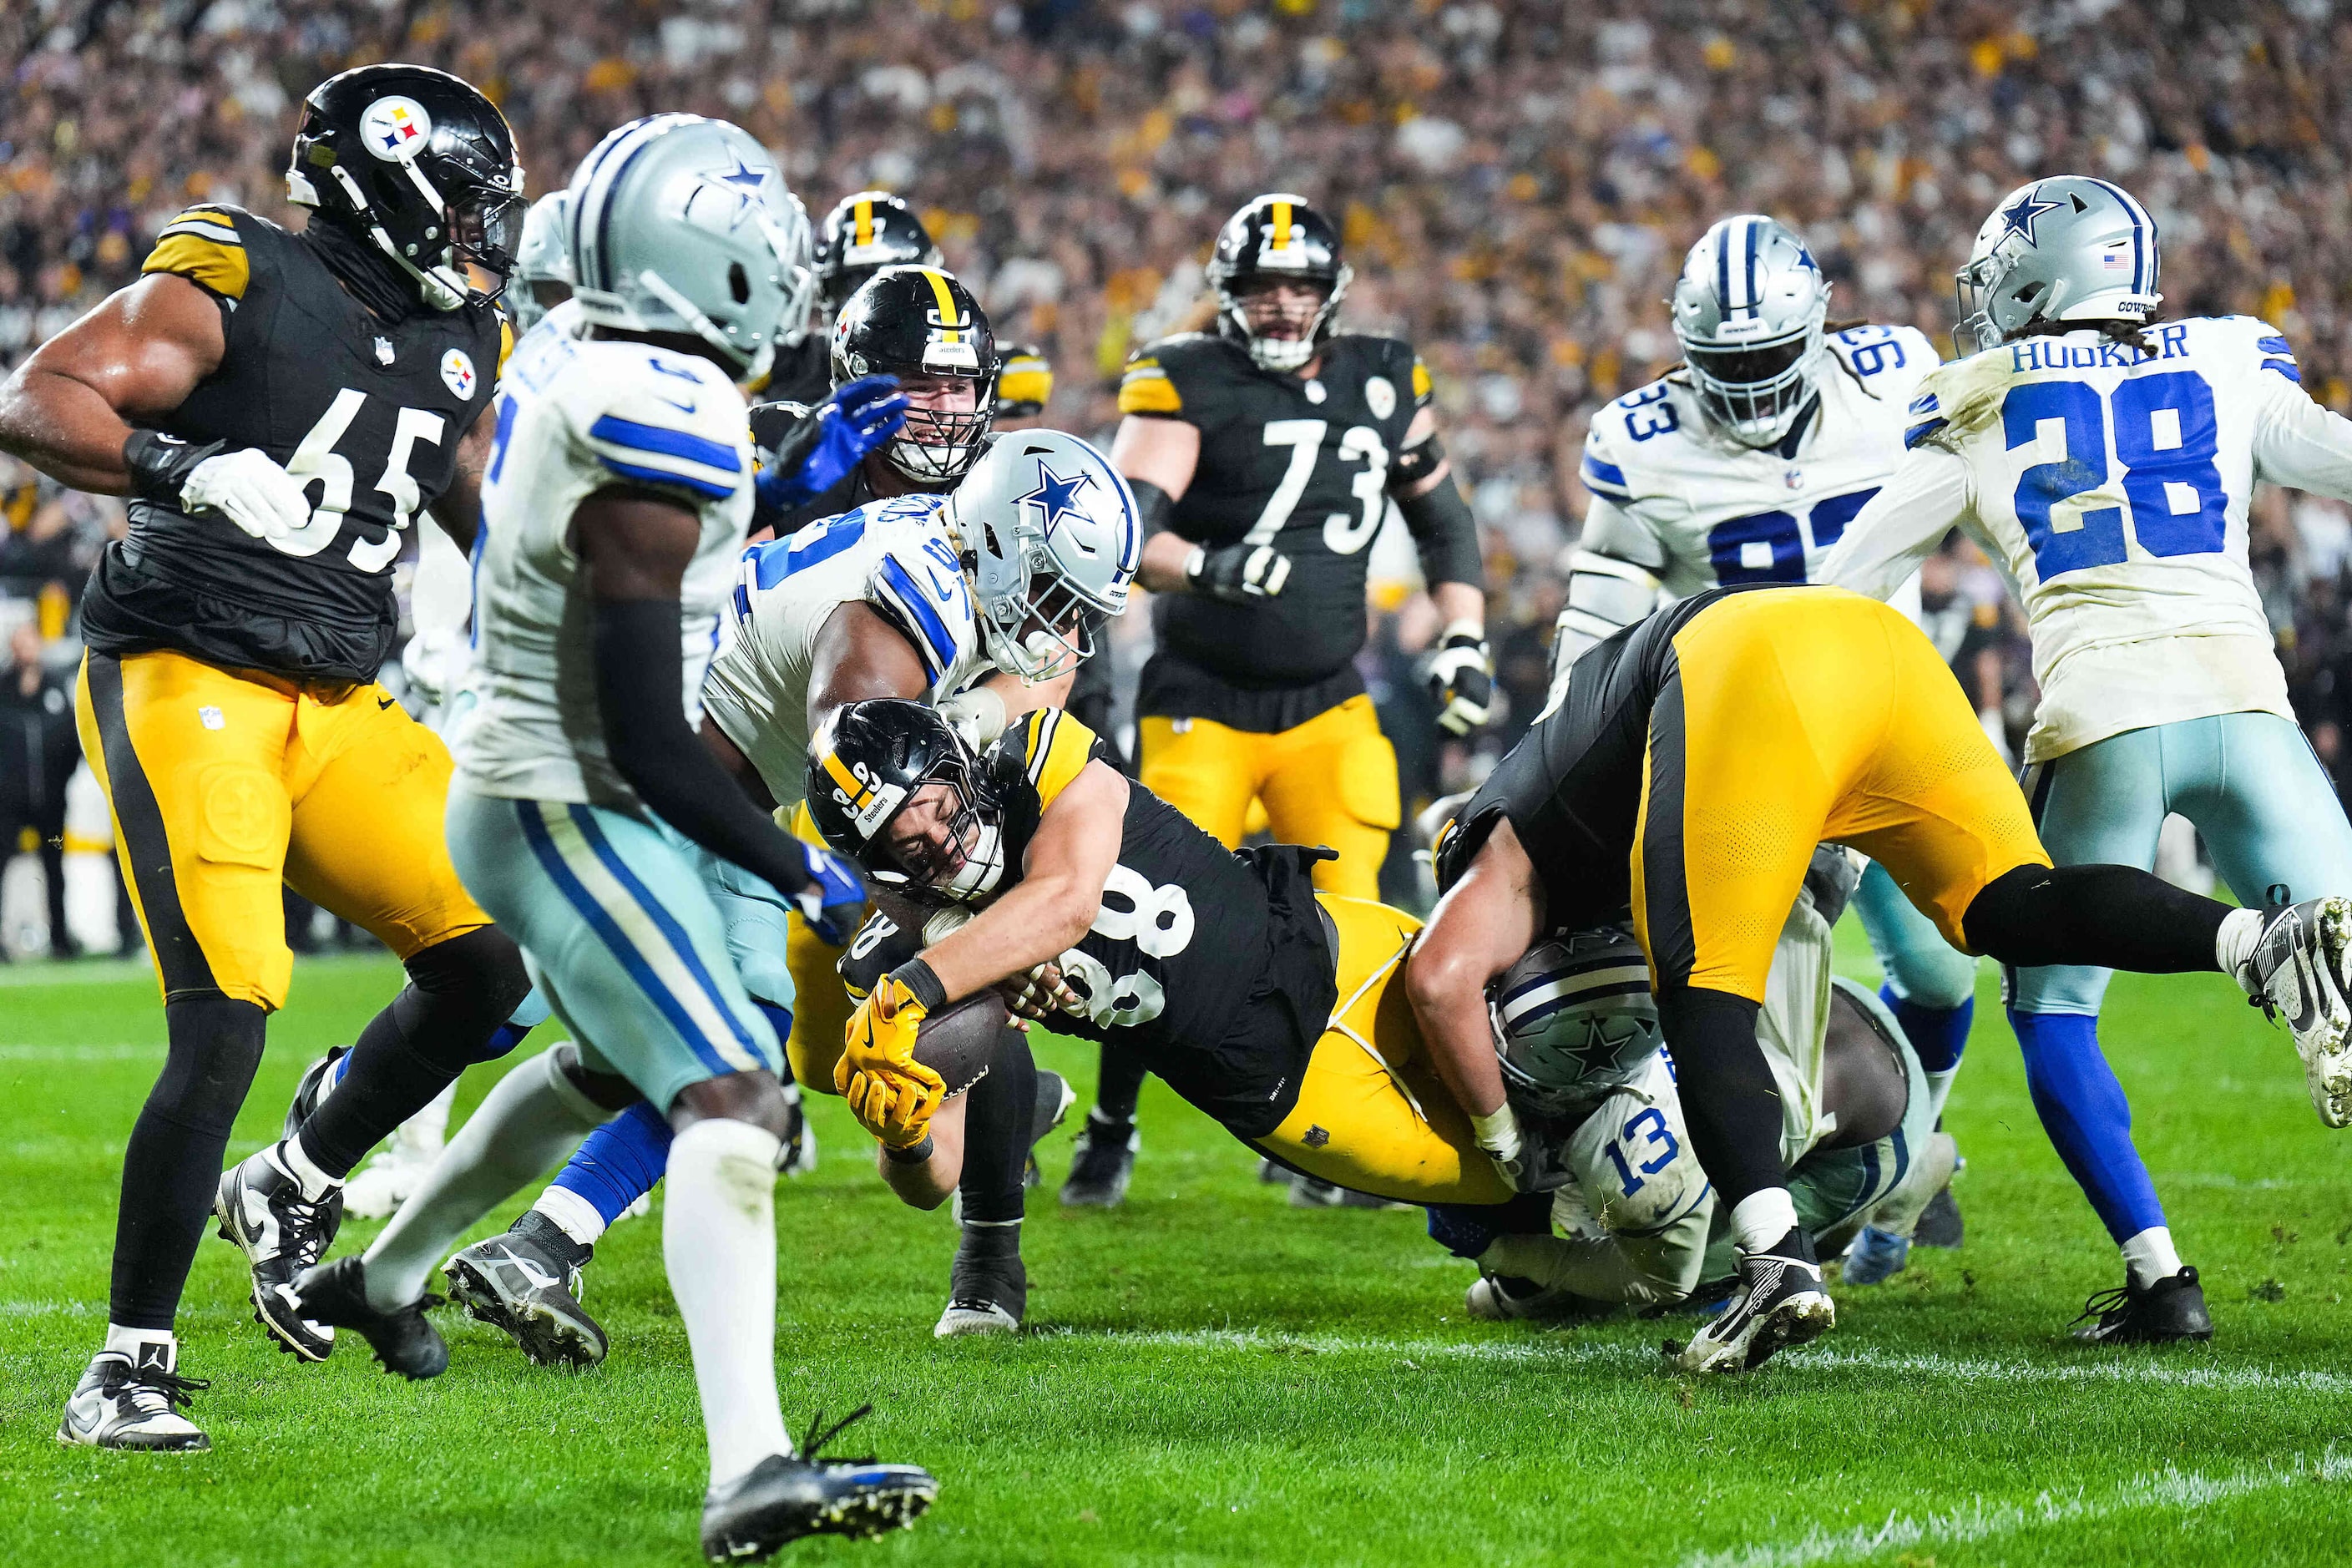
xmin=1405 ymin=818 xmax=1545 ymax=1164
xmin=0 ymin=272 xmax=224 ymax=492
xmin=806 ymin=599 xmax=935 ymax=728
xmin=426 ymin=402 xmax=497 ymax=551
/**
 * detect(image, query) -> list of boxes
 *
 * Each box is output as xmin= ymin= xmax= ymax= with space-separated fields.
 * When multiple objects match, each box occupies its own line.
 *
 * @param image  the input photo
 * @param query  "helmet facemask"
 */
xmin=976 ymin=559 xmax=1106 ymax=684
xmin=1680 ymin=314 xmax=1827 ymax=448
xmin=873 ymin=766 xmax=1009 ymax=906
xmin=1216 ymin=271 xmax=1351 ymax=373
xmin=886 ymin=377 xmax=994 ymax=483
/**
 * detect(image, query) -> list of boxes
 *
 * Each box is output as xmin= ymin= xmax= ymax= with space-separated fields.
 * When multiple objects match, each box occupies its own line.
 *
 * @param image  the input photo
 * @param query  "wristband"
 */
xmin=123 ymin=430 xmax=224 ymax=505
xmin=888 ymin=956 xmax=948 ymax=1013
xmin=882 ymin=1133 xmax=937 ymax=1165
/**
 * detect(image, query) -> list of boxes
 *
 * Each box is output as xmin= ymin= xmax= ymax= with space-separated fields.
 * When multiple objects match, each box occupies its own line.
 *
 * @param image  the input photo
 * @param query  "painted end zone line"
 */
xmin=1677 ymin=1448 xmax=2352 ymax=1568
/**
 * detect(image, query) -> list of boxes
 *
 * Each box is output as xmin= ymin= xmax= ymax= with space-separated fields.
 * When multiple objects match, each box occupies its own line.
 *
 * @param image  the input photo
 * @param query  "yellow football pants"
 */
xmin=1633 ymin=587 xmax=2050 ymax=1003
xmin=75 ymin=650 xmax=492 ymax=1009
xmin=1138 ymin=693 xmax=1399 ymax=901
xmin=1253 ymin=893 xmax=1512 ymax=1206
xmin=781 ymin=802 xmax=854 ymax=1093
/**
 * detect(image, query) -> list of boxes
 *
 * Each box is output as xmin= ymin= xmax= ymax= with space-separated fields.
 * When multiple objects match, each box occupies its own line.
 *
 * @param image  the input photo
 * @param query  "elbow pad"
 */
xmin=1388 ymin=432 xmax=1445 ymax=489
xmin=1396 ymin=476 xmax=1482 ymax=588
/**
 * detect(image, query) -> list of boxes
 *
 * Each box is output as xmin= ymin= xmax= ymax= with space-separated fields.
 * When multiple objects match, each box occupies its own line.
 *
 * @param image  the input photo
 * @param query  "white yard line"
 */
xmin=1677 ymin=1449 xmax=2352 ymax=1568
xmin=0 ymin=1042 xmax=161 ymax=1062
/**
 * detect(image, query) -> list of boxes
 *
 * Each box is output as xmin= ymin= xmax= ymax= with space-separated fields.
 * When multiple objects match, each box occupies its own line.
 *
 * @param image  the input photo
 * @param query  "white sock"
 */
xmin=1924 ymin=1066 xmax=1960 ymax=1125
xmin=666 ymin=1117 xmax=791 ymax=1490
xmin=533 ymin=1184 xmax=609 ymax=1248
xmin=277 ymin=1135 xmax=340 ymax=1201
xmin=2122 ymin=1226 xmax=2183 ymax=1289
xmin=1730 ymin=1188 xmax=1799 ymax=1256
xmin=2216 ymin=907 xmax=2264 ymax=985
xmin=362 ymin=1046 xmax=605 ymax=1312
xmin=104 ymin=1323 xmax=175 ymax=1363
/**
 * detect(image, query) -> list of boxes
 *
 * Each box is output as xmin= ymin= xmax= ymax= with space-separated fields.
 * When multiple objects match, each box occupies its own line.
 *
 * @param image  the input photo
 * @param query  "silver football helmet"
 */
xmin=564 ymin=114 xmax=817 ymax=383
xmin=945 ymin=430 xmax=1141 ymax=683
xmin=1955 ymin=175 xmax=2162 ymax=354
xmin=1670 ymin=215 xmax=1831 ymax=448
xmin=1490 ymin=926 xmax=1663 ymax=1118
xmin=506 ymin=190 xmax=573 ymax=335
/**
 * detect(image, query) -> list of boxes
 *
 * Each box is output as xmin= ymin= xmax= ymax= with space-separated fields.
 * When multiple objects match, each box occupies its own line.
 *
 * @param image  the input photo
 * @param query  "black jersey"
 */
xmin=843 ymin=709 xmax=1338 ymax=1137
xmin=1435 ymin=586 xmax=1759 ymax=928
xmin=1121 ymin=332 xmax=1432 ymax=731
xmin=766 ymin=334 xmax=834 ymax=409
xmin=82 ymin=206 xmax=503 ymax=685
xmin=745 ymin=400 xmax=980 ymax=539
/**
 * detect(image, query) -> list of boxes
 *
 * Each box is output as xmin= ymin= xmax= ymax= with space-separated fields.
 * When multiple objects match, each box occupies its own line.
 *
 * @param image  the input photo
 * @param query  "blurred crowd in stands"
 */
xmin=4 ymin=0 xmax=2352 ymax=937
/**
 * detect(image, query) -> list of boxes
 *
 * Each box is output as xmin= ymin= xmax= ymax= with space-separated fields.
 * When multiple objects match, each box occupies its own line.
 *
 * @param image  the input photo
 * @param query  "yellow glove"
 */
xmin=836 ymin=973 xmax=947 ymax=1148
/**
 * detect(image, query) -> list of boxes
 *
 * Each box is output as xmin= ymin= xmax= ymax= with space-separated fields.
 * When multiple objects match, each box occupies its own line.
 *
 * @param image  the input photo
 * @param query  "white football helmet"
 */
xmin=1955 ymin=175 xmax=2162 ymax=354
xmin=1671 ymin=215 xmax=1831 ymax=448
xmin=506 ymin=190 xmax=573 ymax=334
xmin=945 ymin=430 xmax=1141 ymax=682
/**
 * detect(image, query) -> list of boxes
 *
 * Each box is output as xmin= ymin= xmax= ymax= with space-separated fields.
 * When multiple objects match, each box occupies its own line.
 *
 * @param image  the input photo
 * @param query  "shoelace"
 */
xmin=2071 ymin=1282 xmax=2132 ymax=1328
xmin=797 ymin=1404 xmax=879 ymax=1466
xmin=119 ymin=1367 xmax=211 ymax=1419
xmin=279 ymin=1191 xmax=336 ymax=1267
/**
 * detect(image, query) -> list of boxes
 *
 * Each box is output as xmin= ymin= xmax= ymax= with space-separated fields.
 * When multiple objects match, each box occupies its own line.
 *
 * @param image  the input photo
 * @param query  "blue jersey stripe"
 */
xmin=2263 ymin=359 xmax=2304 ymax=384
xmin=1582 ymin=456 xmax=1630 ymax=488
xmin=2257 ymin=335 xmax=2294 ymax=357
xmin=567 ymin=805 xmax=768 ymax=1068
xmin=589 ymin=414 xmax=741 ymax=474
xmin=1904 ymin=418 xmax=1949 ymax=450
xmin=875 ymin=554 xmax=956 ymax=679
xmin=516 ymin=802 xmax=735 ymax=1079
xmin=597 ymin=453 xmax=734 ymax=499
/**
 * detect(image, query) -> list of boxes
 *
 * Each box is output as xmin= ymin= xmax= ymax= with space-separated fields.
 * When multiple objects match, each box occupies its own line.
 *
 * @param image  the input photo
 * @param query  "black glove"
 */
xmin=1425 ymin=620 xmax=1493 ymax=736
xmin=1186 ymin=541 xmax=1291 ymax=603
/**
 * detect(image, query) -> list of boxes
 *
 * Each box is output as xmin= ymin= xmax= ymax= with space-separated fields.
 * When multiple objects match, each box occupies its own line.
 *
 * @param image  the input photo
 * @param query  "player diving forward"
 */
xmin=1448 ymin=857 xmax=1946 ymax=1321
xmin=1067 ymin=192 xmax=1491 ymax=1206
xmin=309 ymin=114 xmax=935 ymax=1558
xmin=421 ymin=429 xmax=1135 ymax=1358
xmin=1408 ymin=583 xmax=2352 ymax=1373
xmin=0 ymin=63 xmax=543 ymax=1451
xmin=1548 ymin=215 xmax=1977 ymax=1282
xmin=1822 ymin=175 xmax=2352 ymax=1340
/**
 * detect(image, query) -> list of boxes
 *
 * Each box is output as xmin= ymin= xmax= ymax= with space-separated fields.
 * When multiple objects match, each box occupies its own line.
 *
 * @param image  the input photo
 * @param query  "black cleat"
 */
xmin=281 ymin=1046 xmax=348 ymax=1141
xmin=2071 ymin=1265 xmax=2213 ymax=1344
xmin=1059 ymin=1111 xmax=1137 ymax=1208
xmin=701 ymin=1408 xmax=938 ymax=1560
xmin=57 ymin=1344 xmax=210 ymax=1452
xmin=292 ymin=1256 xmax=448 ymax=1378
xmin=214 ymin=1143 xmax=341 ymax=1362
xmin=1914 ymin=1183 xmax=1965 ymax=1248
xmin=1662 ymin=1227 xmax=1833 ymax=1374
xmin=444 ymin=1211 xmax=607 ymax=1368
xmin=935 ymin=1222 xmax=1026 ymax=1338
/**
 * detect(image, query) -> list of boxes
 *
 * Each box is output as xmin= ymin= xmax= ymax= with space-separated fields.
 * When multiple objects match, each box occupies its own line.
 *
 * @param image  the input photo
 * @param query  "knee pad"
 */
xmin=408 ymin=924 xmax=534 ymax=1024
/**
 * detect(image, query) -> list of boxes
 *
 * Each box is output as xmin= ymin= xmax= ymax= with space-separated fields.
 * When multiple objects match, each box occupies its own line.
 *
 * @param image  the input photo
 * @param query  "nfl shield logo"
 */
xmin=1784 ymin=468 xmax=1803 ymax=489
xmin=375 ymin=336 xmax=394 ymax=367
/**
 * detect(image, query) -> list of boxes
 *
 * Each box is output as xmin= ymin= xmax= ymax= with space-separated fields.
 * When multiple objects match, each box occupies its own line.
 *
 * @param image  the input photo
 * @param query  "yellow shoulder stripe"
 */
xmin=1024 ymin=709 xmax=1101 ymax=807
xmin=497 ymin=318 xmax=516 ymax=379
xmin=142 ymin=230 xmax=250 ymax=301
xmin=997 ymin=356 xmax=1051 ymax=407
xmin=1118 ymin=366 xmax=1181 ymax=416
xmin=1411 ymin=357 xmax=1434 ymax=402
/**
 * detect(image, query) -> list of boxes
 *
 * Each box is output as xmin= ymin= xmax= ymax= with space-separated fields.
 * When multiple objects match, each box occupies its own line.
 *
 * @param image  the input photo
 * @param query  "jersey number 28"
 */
xmin=2005 ymin=369 xmax=2228 ymax=579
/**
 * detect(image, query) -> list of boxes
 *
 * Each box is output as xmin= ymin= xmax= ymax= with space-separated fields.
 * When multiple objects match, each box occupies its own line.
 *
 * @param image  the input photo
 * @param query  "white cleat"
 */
xmin=1663 ymin=1227 xmax=1833 ymax=1375
xmin=341 ymin=1142 xmax=438 ymax=1221
xmin=58 ymin=1344 xmax=210 ymax=1452
xmin=933 ymin=1299 xmax=1019 ymax=1338
xmin=2239 ymin=896 xmax=2352 ymax=1128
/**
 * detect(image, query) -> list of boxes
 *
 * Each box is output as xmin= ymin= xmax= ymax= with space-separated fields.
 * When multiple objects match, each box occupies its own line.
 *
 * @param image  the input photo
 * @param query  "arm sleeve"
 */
xmin=593 ymin=598 xmax=816 ymax=898
xmin=1818 ymin=446 xmax=1974 ymax=601
xmin=1395 ymin=474 xmax=1483 ymax=589
xmin=2247 ymin=328 xmax=2352 ymax=501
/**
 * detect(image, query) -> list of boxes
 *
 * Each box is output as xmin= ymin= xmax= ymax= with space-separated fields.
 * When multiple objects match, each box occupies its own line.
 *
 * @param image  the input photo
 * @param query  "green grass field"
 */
xmin=3 ymin=930 xmax=2349 ymax=1567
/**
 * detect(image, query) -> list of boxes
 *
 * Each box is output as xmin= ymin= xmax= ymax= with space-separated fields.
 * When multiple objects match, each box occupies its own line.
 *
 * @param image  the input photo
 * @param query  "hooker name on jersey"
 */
xmin=83 ymin=205 xmax=503 ymax=685
xmin=1121 ymin=331 xmax=1430 ymax=710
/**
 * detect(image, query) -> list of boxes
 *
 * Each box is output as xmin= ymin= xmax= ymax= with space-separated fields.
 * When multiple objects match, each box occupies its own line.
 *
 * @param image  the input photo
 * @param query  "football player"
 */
xmin=801 ymin=700 xmax=1530 ymax=1231
xmin=992 ymin=343 xmax=1054 ymax=427
xmin=288 ymin=114 xmax=936 ymax=1558
xmin=763 ymin=191 xmax=944 ymax=407
xmin=1546 ymin=215 xmax=1977 ymax=1286
xmin=0 ymin=63 xmax=541 ymax=1451
xmin=1066 ymin=193 xmax=1489 ymax=1208
xmin=427 ymin=431 xmax=1134 ymax=1354
xmin=1822 ymin=175 xmax=2352 ymax=1340
xmin=1407 ymin=583 xmax=2352 ymax=1373
xmin=751 ymin=265 xmax=992 ymax=540
xmin=1446 ymin=858 xmax=1948 ymax=1322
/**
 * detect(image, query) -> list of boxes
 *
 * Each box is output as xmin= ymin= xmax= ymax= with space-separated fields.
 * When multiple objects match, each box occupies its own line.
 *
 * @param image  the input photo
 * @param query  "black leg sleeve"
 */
xmin=1094 ymin=1042 xmax=1147 ymax=1124
xmin=1965 ymin=863 xmax=2229 ymax=974
xmin=296 ymin=925 xmax=533 ymax=1176
xmin=110 ymin=994 xmax=266 ymax=1330
xmin=957 ymin=1024 xmax=1039 ymax=1227
xmin=1653 ymin=985 xmax=1788 ymax=1212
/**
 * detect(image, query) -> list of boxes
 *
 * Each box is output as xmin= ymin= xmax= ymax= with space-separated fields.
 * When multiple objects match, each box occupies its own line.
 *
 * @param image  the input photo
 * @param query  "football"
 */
xmin=914 ymin=987 xmax=1009 ymax=1099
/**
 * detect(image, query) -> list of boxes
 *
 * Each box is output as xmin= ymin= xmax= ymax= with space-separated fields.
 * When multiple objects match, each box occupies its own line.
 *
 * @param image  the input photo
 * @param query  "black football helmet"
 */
xmin=993 ymin=342 xmax=1053 ymax=419
xmin=814 ymin=191 xmax=943 ymax=313
xmin=286 ymin=63 xmax=523 ymax=311
xmin=807 ymin=700 xmax=1008 ymax=904
xmin=832 ymin=266 xmax=996 ymax=483
xmin=1204 ymin=193 xmax=1352 ymax=372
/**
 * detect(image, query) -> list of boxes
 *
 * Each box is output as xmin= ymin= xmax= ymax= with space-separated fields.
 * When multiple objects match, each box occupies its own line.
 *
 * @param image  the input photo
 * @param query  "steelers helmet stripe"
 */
xmin=820 ymin=748 xmax=874 ymax=809
xmin=1272 ymin=197 xmax=1292 ymax=249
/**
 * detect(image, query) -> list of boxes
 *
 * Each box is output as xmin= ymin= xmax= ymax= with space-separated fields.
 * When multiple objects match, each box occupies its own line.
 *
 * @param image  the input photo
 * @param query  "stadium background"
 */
xmin=6 ymin=0 xmax=2352 ymax=944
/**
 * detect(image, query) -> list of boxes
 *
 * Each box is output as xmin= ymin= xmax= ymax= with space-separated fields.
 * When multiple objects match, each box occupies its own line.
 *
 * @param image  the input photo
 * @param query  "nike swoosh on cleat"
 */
xmin=494 ymin=1246 xmax=560 ymax=1292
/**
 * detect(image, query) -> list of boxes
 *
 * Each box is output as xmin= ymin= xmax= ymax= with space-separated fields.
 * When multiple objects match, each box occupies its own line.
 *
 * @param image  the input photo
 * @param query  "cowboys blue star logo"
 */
xmin=1997 ymin=187 xmax=2066 ymax=247
xmin=1016 ymin=463 xmax=1096 ymax=538
xmin=703 ymin=152 xmax=773 ymax=229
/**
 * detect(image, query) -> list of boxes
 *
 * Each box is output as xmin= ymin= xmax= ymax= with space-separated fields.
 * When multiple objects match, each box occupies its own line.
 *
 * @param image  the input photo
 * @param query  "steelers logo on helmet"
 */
xmin=360 ymin=96 xmax=434 ymax=164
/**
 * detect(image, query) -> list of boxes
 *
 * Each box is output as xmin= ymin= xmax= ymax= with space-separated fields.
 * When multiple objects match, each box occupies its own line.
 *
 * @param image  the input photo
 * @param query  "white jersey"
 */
xmin=1823 ymin=316 xmax=2352 ymax=762
xmin=452 ymin=316 xmax=754 ymax=804
xmin=1569 ymin=324 xmax=1938 ymax=618
xmin=699 ymin=492 xmax=994 ymax=813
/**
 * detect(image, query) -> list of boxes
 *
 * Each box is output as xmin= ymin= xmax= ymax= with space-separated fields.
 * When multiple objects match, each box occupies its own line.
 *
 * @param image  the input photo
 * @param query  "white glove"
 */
xmin=1470 ymin=1100 xmax=1532 ymax=1192
xmin=180 ymin=448 xmax=313 ymax=544
xmin=937 ymin=686 xmax=1009 ymax=750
